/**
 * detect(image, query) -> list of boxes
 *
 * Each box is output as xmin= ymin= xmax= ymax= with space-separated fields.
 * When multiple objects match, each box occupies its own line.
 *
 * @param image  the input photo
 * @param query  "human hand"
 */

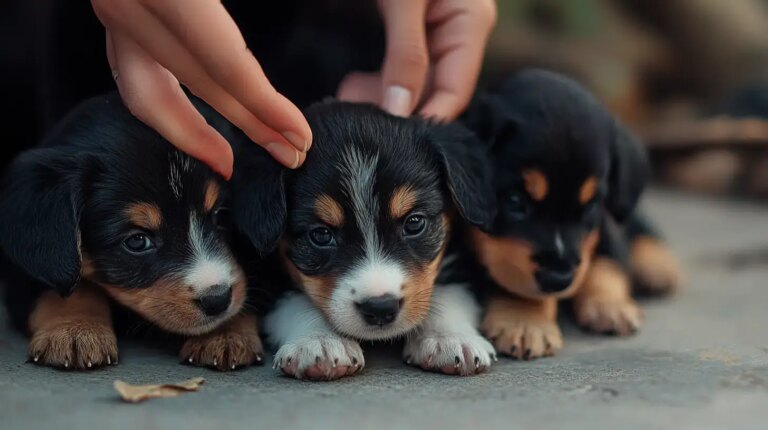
xmin=337 ymin=0 xmax=497 ymax=121
xmin=91 ymin=0 xmax=312 ymax=179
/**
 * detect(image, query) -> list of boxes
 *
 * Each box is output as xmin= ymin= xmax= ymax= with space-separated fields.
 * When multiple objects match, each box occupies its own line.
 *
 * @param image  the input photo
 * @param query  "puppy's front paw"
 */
xmin=483 ymin=315 xmax=563 ymax=360
xmin=181 ymin=328 xmax=264 ymax=371
xmin=574 ymin=297 xmax=643 ymax=336
xmin=273 ymin=335 xmax=364 ymax=381
xmin=404 ymin=332 xmax=495 ymax=376
xmin=28 ymin=320 xmax=118 ymax=370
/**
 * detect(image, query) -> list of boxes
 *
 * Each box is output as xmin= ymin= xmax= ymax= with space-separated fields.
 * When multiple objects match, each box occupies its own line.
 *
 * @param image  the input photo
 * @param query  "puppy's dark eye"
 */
xmin=403 ymin=214 xmax=427 ymax=237
xmin=308 ymin=227 xmax=335 ymax=247
xmin=212 ymin=207 xmax=231 ymax=229
xmin=123 ymin=233 xmax=155 ymax=253
xmin=505 ymin=192 xmax=530 ymax=221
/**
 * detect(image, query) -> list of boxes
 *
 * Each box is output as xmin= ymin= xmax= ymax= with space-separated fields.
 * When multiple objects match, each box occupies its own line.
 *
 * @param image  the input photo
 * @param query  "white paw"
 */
xmin=272 ymin=334 xmax=364 ymax=381
xmin=403 ymin=331 xmax=496 ymax=376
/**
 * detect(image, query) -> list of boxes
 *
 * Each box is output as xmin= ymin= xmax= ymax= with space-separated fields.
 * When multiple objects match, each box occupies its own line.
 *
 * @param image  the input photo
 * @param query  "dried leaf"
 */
xmin=114 ymin=377 xmax=205 ymax=403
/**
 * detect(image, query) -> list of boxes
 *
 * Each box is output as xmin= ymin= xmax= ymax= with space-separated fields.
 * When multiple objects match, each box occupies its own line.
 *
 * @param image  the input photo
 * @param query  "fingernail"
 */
xmin=265 ymin=142 xmax=300 ymax=169
xmin=282 ymin=131 xmax=309 ymax=152
xmin=382 ymin=85 xmax=412 ymax=117
xmin=213 ymin=159 xmax=233 ymax=181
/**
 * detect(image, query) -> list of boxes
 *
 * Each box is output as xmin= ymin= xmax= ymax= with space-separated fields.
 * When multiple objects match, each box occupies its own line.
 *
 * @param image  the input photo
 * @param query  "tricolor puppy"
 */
xmin=0 ymin=93 xmax=273 ymax=371
xmin=236 ymin=101 xmax=496 ymax=380
xmin=462 ymin=70 xmax=682 ymax=360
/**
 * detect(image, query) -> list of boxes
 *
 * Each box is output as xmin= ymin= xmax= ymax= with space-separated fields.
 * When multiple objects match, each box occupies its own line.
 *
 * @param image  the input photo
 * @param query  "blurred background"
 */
xmin=3 ymin=0 xmax=768 ymax=200
xmin=485 ymin=0 xmax=768 ymax=200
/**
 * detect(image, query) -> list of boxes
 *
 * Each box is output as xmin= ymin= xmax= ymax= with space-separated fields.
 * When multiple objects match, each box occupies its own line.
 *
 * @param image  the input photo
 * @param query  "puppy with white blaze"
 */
xmin=233 ymin=101 xmax=496 ymax=380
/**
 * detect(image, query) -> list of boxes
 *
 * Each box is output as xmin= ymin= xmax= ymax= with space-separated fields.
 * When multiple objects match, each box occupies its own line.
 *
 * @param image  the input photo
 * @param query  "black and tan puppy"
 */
xmin=462 ymin=70 xmax=682 ymax=359
xmin=234 ymin=101 xmax=496 ymax=380
xmin=0 ymin=93 xmax=277 ymax=370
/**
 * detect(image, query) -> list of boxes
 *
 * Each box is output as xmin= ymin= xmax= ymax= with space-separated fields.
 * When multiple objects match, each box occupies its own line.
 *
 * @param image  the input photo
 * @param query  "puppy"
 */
xmin=234 ymin=101 xmax=496 ymax=379
xmin=462 ymin=70 xmax=682 ymax=360
xmin=0 ymin=93 xmax=276 ymax=370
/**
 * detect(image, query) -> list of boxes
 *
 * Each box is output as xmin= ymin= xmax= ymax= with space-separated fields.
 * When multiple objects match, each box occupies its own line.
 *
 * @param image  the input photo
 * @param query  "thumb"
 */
xmin=378 ymin=0 xmax=429 ymax=117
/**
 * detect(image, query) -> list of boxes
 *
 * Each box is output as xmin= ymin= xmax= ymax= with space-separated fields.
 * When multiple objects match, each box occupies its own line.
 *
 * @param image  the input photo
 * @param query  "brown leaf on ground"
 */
xmin=113 ymin=377 xmax=205 ymax=403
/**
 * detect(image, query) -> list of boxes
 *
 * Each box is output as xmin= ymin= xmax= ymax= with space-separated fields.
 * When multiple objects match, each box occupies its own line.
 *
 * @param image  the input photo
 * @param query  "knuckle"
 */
xmin=91 ymin=0 xmax=128 ymax=21
xmin=390 ymin=41 xmax=429 ymax=72
xmin=473 ymin=0 xmax=498 ymax=28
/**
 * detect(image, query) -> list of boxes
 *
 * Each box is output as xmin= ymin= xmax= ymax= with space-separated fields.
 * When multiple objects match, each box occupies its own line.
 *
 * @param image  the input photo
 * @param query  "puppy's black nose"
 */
xmin=535 ymin=268 xmax=575 ymax=293
xmin=355 ymin=295 xmax=400 ymax=326
xmin=197 ymin=285 xmax=232 ymax=316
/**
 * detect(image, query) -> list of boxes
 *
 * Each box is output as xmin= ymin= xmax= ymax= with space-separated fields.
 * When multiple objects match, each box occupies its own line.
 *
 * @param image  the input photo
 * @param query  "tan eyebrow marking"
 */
xmin=203 ymin=181 xmax=220 ymax=212
xmin=125 ymin=202 xmax=163 ymax=231
xmin=389 ymin=186 xmax=419 ymax=219
xmin=579 ymin=176 xmax=598 ymax=205
xmin=315 ymin=194 xmax=345 ymax=228
xmin=522 ymin=169 xmax=548 ymax=202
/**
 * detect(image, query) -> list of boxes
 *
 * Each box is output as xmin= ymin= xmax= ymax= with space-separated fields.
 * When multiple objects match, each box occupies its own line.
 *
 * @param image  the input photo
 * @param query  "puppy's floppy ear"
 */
xmin=0 ymin=148 xmax=83 ymax=296
xmin=429 ymin=122 xmax=496 ymax=229
xmin=230 ymin=143 xmax=287 ymax=254
xmin=605 ymin=120 xmax=650 ymax=222
xmin=461 ymin=93 xmax=518 ymax=147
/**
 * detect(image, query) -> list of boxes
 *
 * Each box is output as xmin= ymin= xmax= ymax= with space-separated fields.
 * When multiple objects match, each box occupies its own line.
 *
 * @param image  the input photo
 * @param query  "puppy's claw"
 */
xmin=256 ymin=354 xmax=263 ymax=363
xmin=213 ymin=358 xmax=218 ymax=367
xmin=87 ymin=361 xmax=93 ymax=368
xmin=63 ymin=360 xmax=69 ymax=369
xmin=231 ymin=364 xmax=236 ymax=370
xmin=33 ymin=355 xmax=39 ymax=363
xmin=107 ymin=355 xmax=112 ymax=365
xmin=188 ymin=356 xmax=193 ymax=364
xmin=474 ymin=356 xmax=480 ymax=369
xmin=523 ymin=349 xmax=532 ymax=360
xmin=333 ymin=358 xmax=338 ymax=368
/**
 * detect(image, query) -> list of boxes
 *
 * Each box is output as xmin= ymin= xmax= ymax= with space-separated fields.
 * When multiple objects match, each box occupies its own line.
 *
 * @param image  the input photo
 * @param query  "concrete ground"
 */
xmin=1 ymin=189 xmax=768 ymax=430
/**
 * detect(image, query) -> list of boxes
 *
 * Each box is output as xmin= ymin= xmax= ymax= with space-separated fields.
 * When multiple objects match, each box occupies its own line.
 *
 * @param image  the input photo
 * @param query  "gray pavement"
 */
xmin=1 ymin=189 xmax=768 ymax=430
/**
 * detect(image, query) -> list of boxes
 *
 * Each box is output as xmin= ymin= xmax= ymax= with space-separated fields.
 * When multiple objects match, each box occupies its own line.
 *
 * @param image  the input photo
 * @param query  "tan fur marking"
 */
xmin=568 ymin=230 xmax=600 ymax=297
xmin=389 ymin=186 xmax=419 ymax=219
xmin=469 ymin=228 xmax=599 ymax=300
xmin=400 ymin=215 xmax=450 ymax=325
xmin=481 ymin=295 xmax=561 ymax=359
xmin=204 ymin=181 xmax=220 ymax=212
xmin=573 ymin=257 xmax=643 ymax=335
xmin=280 ymin=244 xmax=336 ymax=314
xmin=125 ymin=202 xmax=162 ymax=231
xmin=28 ymin=282 xmax=117 ymax=369
xmin=180 ymin=313 xmax=264 ymax=370
xmin=522 ymin=169 xmax=548 ymax=201
xmin=469 ymin=227 xmax=538 ymax=297
xmin=315 ymin=195 xmax=345 ymax=228
xmin=630 ymin=236 xmax=683 ymax=295
xmin=579 ymin=176 xmax=598 ymax=205
xmin=100 ymin=264 xmax=246 ymax=335
xmin=402 ymin=247 xmax=445 ymax=326
xmin=81 ymin=254 xmax=96 ymax=278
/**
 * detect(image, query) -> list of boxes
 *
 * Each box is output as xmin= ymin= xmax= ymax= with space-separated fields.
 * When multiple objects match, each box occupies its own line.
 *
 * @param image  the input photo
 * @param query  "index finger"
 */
xmin=140 ymin=0 xmax=312 ymax=151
